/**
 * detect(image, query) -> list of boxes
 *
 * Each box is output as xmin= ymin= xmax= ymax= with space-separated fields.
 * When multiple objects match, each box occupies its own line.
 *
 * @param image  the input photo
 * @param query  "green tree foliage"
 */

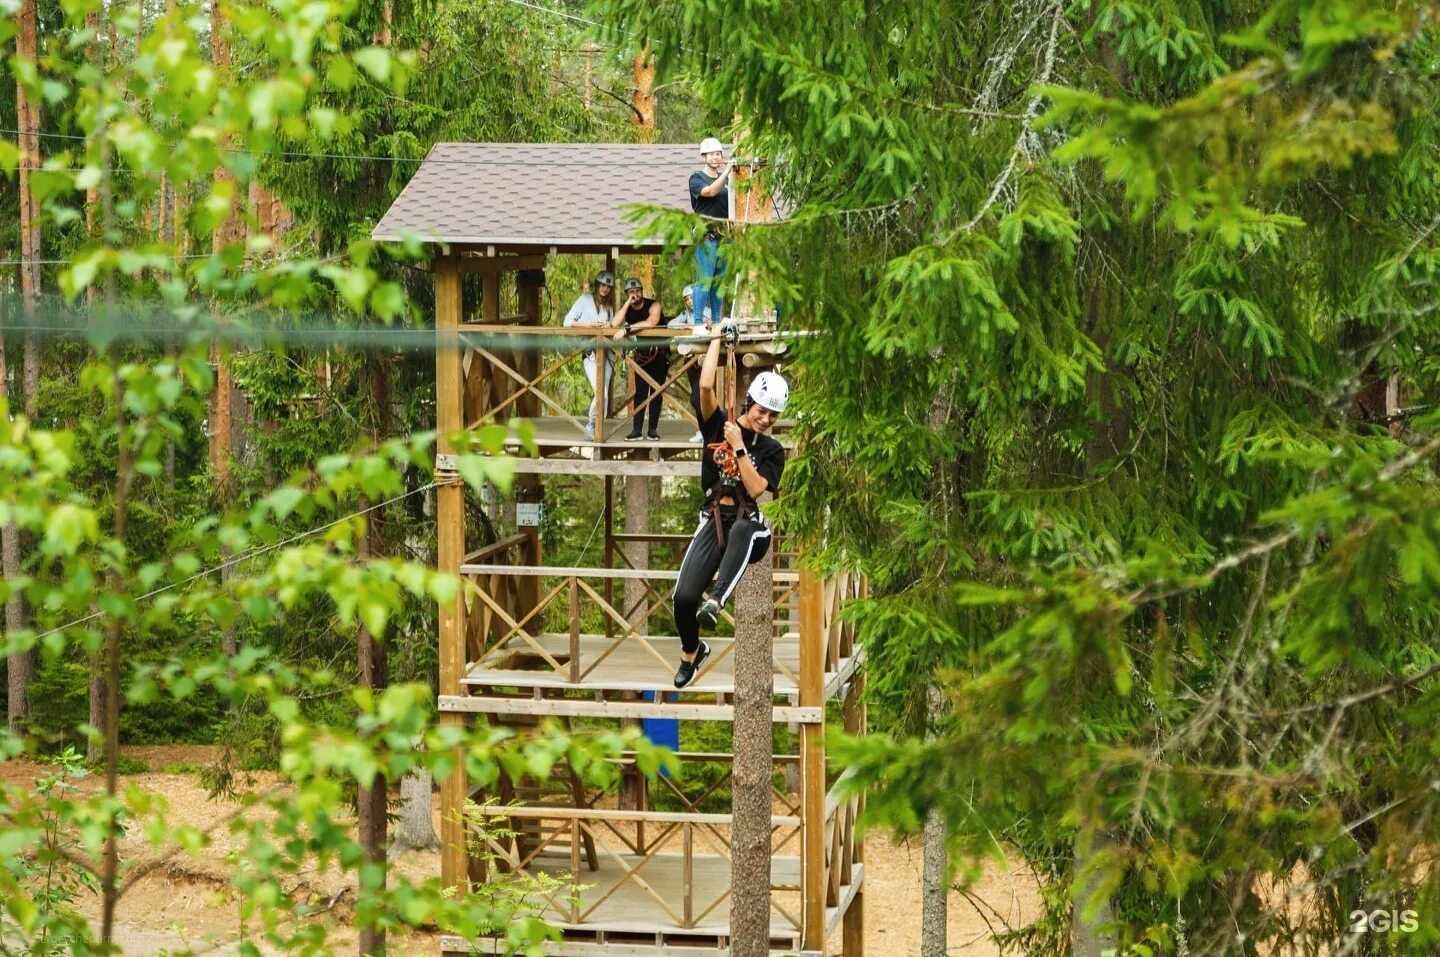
xmin=598 ymin=0 xmax=1440 ymax=950
xmin=0 ymin=0 xmax=673 ymax=950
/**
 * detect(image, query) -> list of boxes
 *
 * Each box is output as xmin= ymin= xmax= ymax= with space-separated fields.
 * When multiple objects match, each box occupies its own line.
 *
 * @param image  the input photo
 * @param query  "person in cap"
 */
xmin=611 ymin=277 xmax=666 ymax=441
xmin=667 ymin=284 xmax=713 ymax=443
xmin=671 ymin=322 xmax=789 ymax=689
xmin=563 ymin=270 xmax=616 ymax=440
xmin=689 ymin=137 xmax=732 ymax=332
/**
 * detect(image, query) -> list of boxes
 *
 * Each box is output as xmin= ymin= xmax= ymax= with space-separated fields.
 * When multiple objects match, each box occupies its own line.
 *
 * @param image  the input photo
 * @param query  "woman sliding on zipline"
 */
xmin=672 ymin=322 xmax=789 ymax=689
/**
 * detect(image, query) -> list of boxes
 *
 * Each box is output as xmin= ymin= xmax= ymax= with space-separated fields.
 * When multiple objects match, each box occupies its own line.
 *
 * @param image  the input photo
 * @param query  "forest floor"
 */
xmin=2 ymin=744 xmax=1043 ymax=955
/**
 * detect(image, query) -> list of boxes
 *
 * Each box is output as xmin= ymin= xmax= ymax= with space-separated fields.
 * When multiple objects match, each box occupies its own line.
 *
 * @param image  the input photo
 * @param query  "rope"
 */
xmin=30 ymin=482 xmax=437 ymax=642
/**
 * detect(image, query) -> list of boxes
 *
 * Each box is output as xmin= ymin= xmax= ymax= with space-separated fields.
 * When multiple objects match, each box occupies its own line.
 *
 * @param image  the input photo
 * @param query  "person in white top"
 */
xmin=666 ymin=284 xmax=713 ymax=442
xmin=563 ymin=270 xmax=616 ymax=440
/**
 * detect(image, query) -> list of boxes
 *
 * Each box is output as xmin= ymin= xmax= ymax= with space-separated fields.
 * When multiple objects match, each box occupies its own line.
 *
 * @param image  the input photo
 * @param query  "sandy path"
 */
xmin=8 ymin=746 xmax=1044 ymax=955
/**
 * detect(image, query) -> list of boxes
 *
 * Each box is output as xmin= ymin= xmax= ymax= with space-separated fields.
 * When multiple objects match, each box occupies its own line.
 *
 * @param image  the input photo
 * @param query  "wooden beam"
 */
xmin=460 ymin=563 xmax=801 ymax=584
xmin=440 ymin=937 xmax=820 ymax=957
xmin=469 ymin=804 xmax=799 ymax=827
xmin=825 ymin=862 xmax=865 ymax=942
xmin=821 ymin=647 xmax=866 ymax=702
xmin=435 ymin=254 xmax=470 ymax=895
xmin=505 ymin=457 xmax=701 ymax=478
xmin=438 ymin=694 xmax=822 ymax=724
xmin=459 ymin=253 xmax=547 ymax=274
xmin=799 ymin=569 xmax=826 ymax=950
xmin=461 ymin=563 xmax=679 ymax=580
xmin=464 ymin=532 xmax=529 ymax=563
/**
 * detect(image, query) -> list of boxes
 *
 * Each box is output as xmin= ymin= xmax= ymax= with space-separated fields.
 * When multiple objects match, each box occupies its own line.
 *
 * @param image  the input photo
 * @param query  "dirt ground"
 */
xmin=7 ymin=745 xmax=1042 ymax=955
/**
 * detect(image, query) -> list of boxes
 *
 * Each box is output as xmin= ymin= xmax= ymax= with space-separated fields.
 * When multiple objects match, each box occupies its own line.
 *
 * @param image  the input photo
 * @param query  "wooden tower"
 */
xmin=373 ymin=143 xmax=866 ymax=956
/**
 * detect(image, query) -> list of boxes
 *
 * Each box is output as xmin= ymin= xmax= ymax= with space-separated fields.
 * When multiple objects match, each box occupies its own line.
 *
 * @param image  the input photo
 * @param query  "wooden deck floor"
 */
xmin=465 ymin=633 xmax=803 ymax=696
xmin=522 ymin=849 xmax=803 ymax=940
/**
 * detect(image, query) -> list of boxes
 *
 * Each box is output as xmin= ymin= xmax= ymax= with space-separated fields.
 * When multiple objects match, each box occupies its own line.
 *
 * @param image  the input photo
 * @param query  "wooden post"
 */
xmin=799 ymin=568 xmax=826 ymax=950
xmin=842 ymin=670 xmax=866 ymax=955
xmin=514 ymin=270 xmax=545 ymax=615
xmin=603 ymin=475 xmax=614 ymax=638
xmin=730 ymin=497 xmax=777 ymax=957
xmin=435 ymin=256 xmax=470 ymax=893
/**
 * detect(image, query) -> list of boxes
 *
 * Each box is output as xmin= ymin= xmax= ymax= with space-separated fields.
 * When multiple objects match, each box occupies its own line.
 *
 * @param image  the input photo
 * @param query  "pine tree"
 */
xmin=597 ymin=0 xmax=1440 ymax=949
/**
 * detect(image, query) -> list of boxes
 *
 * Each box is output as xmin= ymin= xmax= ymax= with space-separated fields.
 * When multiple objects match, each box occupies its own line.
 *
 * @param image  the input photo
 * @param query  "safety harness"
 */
xmin=704 ymin=333 xmax=755 ymax=547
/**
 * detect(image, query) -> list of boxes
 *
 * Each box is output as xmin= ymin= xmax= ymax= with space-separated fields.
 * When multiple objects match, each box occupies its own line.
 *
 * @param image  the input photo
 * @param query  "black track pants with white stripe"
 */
xmin=672 ymin=508 xmax=772 ymax=653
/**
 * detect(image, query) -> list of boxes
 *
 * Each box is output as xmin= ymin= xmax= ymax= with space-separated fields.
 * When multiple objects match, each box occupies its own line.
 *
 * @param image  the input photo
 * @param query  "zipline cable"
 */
xmin=30 ymin=482 xmax=438 ymax=643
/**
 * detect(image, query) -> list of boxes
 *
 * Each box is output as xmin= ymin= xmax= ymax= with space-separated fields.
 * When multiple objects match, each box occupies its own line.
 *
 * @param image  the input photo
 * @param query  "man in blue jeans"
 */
xmin=690 ymin=137 xmax=733 ymax=326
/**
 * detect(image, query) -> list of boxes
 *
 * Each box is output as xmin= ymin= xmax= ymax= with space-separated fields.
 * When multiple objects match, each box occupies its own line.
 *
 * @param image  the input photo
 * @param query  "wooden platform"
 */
xmin=444 ymin=850 xmax=808 ymax=954
xmin=464 ymin=633 xmax=803 ymax=696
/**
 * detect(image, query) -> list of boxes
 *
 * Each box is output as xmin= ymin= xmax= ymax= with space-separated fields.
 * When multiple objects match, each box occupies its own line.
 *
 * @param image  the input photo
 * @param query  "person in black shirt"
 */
xmin=612 ymin=277 xmax=666 ymax=440
xmin=672 ymin=323 xmax=789 ymax=689
xmin=689 ymin=137 xmax=733 ymax=331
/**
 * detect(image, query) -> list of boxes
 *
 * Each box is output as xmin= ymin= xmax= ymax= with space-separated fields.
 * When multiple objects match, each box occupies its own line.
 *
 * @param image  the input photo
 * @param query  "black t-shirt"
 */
xmin=621 ymin=297 xmax=665 ymax=361
xmin=618 ymin=296 xmax=657 ymax=325
xmin=689 ymin=170 xmax=729 ymax=220
xmin=700 ymin=407 xmax=784 ymax=499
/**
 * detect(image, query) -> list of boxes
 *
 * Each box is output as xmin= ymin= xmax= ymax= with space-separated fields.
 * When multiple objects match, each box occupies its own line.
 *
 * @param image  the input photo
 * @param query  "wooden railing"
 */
xmin=467 ymin=803 xmax=804 ymax=934
xmin=459 ymin=325 xmax=788 ymax=443
xmin=460 ymin=563 xmax=808 ymax=689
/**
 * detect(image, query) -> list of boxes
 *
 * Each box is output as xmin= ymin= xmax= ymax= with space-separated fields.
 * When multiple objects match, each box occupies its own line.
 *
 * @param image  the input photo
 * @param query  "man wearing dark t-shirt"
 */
xmin=613 ymin=277 xmax=666 ymax=440
xmin=690 ymin=137 xmax=733 ymax=331
xmin=671 ymin=323 xmax=790 ymax=689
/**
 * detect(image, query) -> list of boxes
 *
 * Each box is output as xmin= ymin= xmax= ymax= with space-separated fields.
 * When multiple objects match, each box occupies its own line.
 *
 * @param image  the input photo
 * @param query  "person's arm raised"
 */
xmin=698 ymin=164 xmax=730 ymax=197
xmin=698 ymin=326 xmax=725 ymax=422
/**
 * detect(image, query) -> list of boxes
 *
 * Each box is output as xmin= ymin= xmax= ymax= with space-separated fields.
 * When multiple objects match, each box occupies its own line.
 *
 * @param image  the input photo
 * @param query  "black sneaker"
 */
xmin=695 ymin=598 xmax=720 ymax=630
xmin=624 ymin=430 xmax=643 ymax=441
xmin=673 ymin=640 xmax=711 ymax=689
xmin=646 ymin=430 xmax=662 ymax=441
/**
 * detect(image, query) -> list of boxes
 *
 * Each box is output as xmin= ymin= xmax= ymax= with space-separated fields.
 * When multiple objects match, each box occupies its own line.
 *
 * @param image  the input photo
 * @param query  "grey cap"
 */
xmin=623 ymin=277 xmax=644 ymax=292
xmin=594 ymin=271 xmax=615 ymax=286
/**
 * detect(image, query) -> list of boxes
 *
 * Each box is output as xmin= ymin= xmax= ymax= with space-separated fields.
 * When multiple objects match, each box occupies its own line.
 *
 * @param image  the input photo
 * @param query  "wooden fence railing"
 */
xmin=459 ymin=325 xmax=788 ymax=443
xmin=459 ymin=562 xmax=811 ymax=688
xmin=468 ymin=803 xmax=804 ymax=934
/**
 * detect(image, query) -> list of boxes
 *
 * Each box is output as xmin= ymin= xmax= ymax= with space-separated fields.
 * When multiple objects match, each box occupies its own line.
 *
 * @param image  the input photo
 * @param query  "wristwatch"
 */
xmin=735 ymin=447 xmax=749 ymax=460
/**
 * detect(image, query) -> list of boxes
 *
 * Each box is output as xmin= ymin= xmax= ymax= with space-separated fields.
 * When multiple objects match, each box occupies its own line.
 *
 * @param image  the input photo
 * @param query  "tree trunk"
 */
xmin=618 ymin=473 xmax=651 ymax=811
xmin=1070 ymin=834 xmax=1118 ymax=956
xmin=729 ymin=516 xmax=775 ymax=957
xmin=208 ymin=2 xmax=242 ymax=487
xmin=920 ymin=685 xmax=948 ymax=957
xmin=390 ymin=762 xmax=440 ymax=856
xmin=356 ymin=355 xmax=391 ymax=956
xmin=632 ymin=50 xmax=656 ymax=143
xmin=82 ymin=3 xmax=105 ymax=762
xmin=98 ymin=114 xmax=128 ymax=951
xmin=9 ymin=0 xmax=41 ymax=733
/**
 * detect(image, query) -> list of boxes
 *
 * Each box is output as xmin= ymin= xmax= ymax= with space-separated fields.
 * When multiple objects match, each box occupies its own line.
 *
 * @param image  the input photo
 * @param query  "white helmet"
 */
xmin=699 ymin=137 xmax=725 ymax=156
xmin=747 ymin=371 xmax=789 ymax=414
xmin=682 ymin=284 xmax=694 ymax=297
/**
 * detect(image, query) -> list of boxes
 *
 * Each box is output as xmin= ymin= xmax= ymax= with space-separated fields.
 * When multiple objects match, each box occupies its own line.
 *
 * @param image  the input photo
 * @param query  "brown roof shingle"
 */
xmin=370 ymin=143 xmax=699 ymax=249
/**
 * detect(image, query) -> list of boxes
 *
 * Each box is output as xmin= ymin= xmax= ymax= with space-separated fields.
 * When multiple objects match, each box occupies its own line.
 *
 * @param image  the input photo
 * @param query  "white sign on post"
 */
xmin=516 ymin=502 xmax=544 ymax=527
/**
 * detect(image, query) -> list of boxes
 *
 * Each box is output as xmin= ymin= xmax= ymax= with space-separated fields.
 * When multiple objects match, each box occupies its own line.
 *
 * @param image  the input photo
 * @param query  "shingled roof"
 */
xmin=370 ymin=143 xmax=698 ymax=250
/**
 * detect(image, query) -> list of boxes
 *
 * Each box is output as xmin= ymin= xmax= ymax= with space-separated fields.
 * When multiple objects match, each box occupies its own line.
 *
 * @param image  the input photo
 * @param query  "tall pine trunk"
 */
xmin=920 ymin=684 xmax=948 ymax=957
xmin=8 ymin=0 xmax=41 ymax=733
xmin=729 ymin=518 xmax=775 ymax=957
